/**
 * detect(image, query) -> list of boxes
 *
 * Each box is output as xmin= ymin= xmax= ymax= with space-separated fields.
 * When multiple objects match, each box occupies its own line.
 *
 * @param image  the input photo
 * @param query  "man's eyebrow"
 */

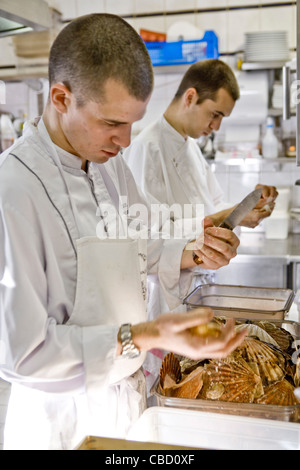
xmin=104 ymin=118 xmax=128 ymax=125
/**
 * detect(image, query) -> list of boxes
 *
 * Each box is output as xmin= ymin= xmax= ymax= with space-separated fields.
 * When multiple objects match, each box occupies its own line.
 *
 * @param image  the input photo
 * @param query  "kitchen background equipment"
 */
xmin=183 ymin=284 xmax=294 ymax=320
xmin=244 ymin=31 xmax=289 ymax=63
xmin=264 ymin=186 xmax=291 ymax=240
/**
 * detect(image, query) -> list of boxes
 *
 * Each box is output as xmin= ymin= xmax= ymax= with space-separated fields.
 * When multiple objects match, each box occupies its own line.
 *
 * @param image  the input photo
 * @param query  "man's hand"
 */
xmin=130 ymin=307 xmax=248 ymax=361
xmin=192 ymin=217 xmax=240 ymax=270
xmin=240 ymin=184 xmax=278 ymax=228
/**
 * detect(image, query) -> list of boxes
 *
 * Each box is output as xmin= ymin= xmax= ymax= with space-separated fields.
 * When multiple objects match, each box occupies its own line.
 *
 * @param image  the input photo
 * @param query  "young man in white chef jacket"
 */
xmin=0 ymin=14 xmax=246 ymax=450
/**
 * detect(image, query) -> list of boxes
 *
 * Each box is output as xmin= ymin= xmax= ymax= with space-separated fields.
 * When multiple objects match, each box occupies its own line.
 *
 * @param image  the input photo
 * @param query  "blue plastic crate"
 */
xmin=145 ymin=31 xmax=219 ymax=67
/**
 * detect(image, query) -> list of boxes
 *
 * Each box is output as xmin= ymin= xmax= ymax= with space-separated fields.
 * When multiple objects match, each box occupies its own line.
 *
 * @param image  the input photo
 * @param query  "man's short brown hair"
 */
xmin=49 ymin=13 xmax=154 ymax=106
xmin=174 ymin=59 xmax=240 ymax=104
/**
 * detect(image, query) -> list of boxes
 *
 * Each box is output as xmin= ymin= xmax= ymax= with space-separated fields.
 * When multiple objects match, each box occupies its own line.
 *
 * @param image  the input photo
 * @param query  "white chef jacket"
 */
xmin=124 ymin=115 xmax=225 ymax=218
xmin=0 ymin=119 xmax=193 ymax=449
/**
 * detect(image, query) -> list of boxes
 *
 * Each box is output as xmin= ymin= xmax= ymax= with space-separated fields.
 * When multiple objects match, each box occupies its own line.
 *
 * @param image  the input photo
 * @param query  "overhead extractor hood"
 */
xmin=0 ymin=0 xmax=53 ymax=37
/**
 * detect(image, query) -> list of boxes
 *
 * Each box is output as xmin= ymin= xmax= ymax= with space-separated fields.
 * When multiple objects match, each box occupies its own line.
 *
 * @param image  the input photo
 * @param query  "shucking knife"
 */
xmin=185 ymin=187 xmax=263 ymax=253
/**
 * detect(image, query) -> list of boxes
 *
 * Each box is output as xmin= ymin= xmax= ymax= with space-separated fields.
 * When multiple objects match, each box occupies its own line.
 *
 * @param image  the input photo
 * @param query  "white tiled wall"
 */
xmin=47 ymin=0 xmax=297 ymax=53
xmin=212 ymin=160 xmax=300 ymax=206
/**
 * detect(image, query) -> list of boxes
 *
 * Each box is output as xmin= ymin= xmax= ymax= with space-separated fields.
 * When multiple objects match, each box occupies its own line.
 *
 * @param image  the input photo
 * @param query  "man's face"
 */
xmin=58 ymin=79 xmax=150 ymax=164
xmin=185 ymin=88 xmax=236 ymax=139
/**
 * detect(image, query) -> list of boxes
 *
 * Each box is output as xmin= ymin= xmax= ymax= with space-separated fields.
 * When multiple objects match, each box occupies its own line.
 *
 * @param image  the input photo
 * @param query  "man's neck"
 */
xmin=163 ymin=103 xmax=188 ymax=140
xmin=42 ymin=106 xmax=88 ymax=171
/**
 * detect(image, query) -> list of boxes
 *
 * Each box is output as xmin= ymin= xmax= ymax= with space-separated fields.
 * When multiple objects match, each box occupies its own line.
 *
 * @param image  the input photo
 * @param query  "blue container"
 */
xmin=145 ymin=31 xmax=219 ymax=67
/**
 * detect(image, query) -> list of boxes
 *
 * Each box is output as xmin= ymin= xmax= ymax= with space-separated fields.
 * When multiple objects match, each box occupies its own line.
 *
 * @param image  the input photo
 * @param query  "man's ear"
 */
xmin=50 ymin=83 xmax=72 ymax=114
xmin=184 ymin=87 xmax=198 ymax=108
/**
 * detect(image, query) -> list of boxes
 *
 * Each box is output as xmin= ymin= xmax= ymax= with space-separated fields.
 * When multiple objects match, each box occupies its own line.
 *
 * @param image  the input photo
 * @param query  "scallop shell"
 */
xmin=235 ymin=337 xmax=285 ymax=384
xmin=159 ymin=353 xmax=181 ymax=392
xmin=235 ymin=324 xmax=280 ymax=348
xmin=294 ymin=357 xmax=300 ymax=388
xmin=179 ymin=357 xmax=205 ymax=376
xmin=165 ymin=366 xmax=205 ymax=399
xmin=255 ymin=379 xmax=300 ymax=406
xmin=257 ymin=321 xmax=295 ymax=355
xmin=200 ymin=358 xmax=262 ymax=403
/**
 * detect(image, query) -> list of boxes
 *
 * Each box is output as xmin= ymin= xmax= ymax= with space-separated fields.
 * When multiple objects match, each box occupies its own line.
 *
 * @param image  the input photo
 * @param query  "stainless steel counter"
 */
xmin=234 ymin=232 xmax=300 ymax=261
xmin=215 ymin=232 xmax=300 ymax=290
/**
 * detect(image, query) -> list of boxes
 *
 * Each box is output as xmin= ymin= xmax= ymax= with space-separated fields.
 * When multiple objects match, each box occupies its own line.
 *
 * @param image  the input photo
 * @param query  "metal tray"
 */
xmin=151 ymin=319 xmax=300 ymax=423
xmin=183 ymin=284 xmax=295 ymax=320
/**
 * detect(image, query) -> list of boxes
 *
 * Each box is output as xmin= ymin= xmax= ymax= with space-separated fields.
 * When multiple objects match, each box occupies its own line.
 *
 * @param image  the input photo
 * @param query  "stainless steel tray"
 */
xmin=151 ymin=319 xmax=300 ymax=423
xmin=183 ymin=284 xmax=295 ymax=320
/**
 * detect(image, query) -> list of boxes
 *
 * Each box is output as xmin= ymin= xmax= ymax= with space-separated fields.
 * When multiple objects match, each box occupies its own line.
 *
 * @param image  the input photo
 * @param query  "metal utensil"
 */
xmin=185 ymin=187 xmax=263 ymax=252
xmin=219 ymin=187 xmax=263 ymax=230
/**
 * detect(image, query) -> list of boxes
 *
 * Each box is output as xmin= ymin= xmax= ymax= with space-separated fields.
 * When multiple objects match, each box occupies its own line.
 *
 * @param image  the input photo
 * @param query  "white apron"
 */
xmin=4 ymin=120 xmax=148 ymax=450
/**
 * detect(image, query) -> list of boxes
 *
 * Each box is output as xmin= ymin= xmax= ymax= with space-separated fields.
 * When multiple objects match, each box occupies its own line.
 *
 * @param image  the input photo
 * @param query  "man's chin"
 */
xmin=97 ymin=152 xmax=119 ymax=163
xmin=98 ymin=155 xmax=110 ymax=163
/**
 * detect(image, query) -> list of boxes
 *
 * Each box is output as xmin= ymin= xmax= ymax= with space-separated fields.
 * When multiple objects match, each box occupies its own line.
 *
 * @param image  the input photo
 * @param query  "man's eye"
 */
xmin=105 ymin=121 xmax=118 ymax=127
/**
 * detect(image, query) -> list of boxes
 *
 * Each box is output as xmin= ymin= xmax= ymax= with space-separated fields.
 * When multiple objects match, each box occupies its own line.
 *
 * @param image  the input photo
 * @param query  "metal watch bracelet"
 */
xmin=120 ymin=323 xmax=140 ymax=359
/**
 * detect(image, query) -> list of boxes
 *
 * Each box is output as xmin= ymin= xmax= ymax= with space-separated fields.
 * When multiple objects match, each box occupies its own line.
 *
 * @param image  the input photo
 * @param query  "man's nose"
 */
xmin=113 ymin=125 xmax=132 ymax=148
xmin=210 ymin=116 xmax=222 ymax=131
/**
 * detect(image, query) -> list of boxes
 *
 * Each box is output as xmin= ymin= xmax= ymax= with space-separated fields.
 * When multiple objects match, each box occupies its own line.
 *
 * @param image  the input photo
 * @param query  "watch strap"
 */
xmin=120 ymin=323 xmax=140 ymax=359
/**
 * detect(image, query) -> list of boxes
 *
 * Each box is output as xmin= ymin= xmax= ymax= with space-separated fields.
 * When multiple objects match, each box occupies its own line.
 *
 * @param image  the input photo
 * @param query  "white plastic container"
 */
xmin=262 ymin=117 xmax=279 ymax=159
xmin=128 ymin=407 xmax=300 ymax=450
xmin=264 ymin=211 xmax=290 ymax=239
xmin=275 ymin=187 xmax=291 ymax=212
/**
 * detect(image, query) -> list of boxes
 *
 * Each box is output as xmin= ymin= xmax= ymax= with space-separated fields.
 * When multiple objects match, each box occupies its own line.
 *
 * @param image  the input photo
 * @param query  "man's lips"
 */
xmin=102 ymin=149 xmax=119 ymax=157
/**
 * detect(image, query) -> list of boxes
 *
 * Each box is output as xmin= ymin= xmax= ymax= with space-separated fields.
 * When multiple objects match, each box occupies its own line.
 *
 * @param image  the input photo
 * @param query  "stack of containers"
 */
xmin=264 ymin=187 xmax=291 ymax=239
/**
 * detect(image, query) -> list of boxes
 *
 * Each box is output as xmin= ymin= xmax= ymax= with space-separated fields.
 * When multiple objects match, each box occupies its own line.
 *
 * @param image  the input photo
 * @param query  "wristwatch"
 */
xmin=119 ymin=323 xmax=140 ymax=359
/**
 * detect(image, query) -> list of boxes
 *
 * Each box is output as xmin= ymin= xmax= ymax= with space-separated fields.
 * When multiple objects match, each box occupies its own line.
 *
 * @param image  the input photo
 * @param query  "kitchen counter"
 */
xmin=215 ymin=232 xmax=300 ymax=290
xmin=234 ymin=232 xmax=300 ymax=261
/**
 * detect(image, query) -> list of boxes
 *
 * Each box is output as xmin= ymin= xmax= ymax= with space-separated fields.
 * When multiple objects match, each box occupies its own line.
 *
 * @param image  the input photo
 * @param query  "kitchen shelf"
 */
xmin=0 ymin=64 xmax=48 ymax=80
xmin=268 ymin=107 xmax=296 ymax=117
xmin=241 ymin=61 xmax=287 ymax=71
